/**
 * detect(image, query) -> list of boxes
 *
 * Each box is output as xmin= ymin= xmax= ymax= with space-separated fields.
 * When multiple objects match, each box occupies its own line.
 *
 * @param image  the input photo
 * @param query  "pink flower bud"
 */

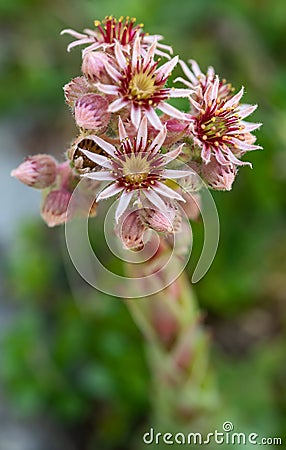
xmin=116 ymin=210 xmax=146 ymax=251
xmin=11 ymin=154 xmax=57 ymax=189
xmin=63 ymin=76 xmax=90 ymax=108
xmin=201 ymin=159 xmax=237 ymax=191
xmin=141 ymin=207 xmax=177 ymax=233
xmin=41 ymin=189 xmax=72 ymax=227
xmin=81 ymin=51 xmax=112 ymax=83
xmin=74 ymin=93 xmax=111 ymax=131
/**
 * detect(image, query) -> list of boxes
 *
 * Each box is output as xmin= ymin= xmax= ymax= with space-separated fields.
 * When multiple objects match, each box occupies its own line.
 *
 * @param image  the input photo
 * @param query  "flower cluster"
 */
xmin=12 ymin=16 xmax=261 ymax=250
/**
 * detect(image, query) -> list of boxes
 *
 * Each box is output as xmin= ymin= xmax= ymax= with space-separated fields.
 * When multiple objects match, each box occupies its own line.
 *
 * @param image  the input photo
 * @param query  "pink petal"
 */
xmin=153 ymin=182 xmax=185 ymax=202
xmin=105 ymin=62 xmax=122 ymax=82
xmin=82 ymin=171 xmax=114 ymax=181
xmin=97 ymin=83 xmax=119 ymax=95
xmin=143 ymin=189 xmax=167 ymax=211
xmin=108 ymin=98 xmax=129 ymax=113
xmin=115 ymin=41 xmax=127 ymax=70
xmin=132 ymin=35 xmax=142 ymax=69
xmin=164 ymin=169 xmax=193 ymax=179
xmin=144 ymin=108 xmax=163 ymax=130
xmin=189 ymin=59 xmax=203 ymax=77
xmin=240 ymin=122 xmax=262 ymax=132
xmin=131 ymin=103 xmax=142 ymax=128
xmin=178 ymin=60 xmax=198 ymax=84
xmin=82 ymin=42 xmax=102 ymax=55
xmin=153 ymin=48 xmax=171 ymax=60
xmin=211 ymin=76 xmax=219 ymax=101
xmin=230 ymin=138 xmax=262 ymax=151
xmin=97 ymin=183 xmax=124 ymax=201
xmin=155 ymin=55 xmax=179 ymax=80
xmin=238 ymin=104 xmax=258 ymax=119
xmin=118 ymin=117 xmax=128 ymax=141
xmin=81 ymin=150 xmax=112 ymax=168
xmin=215 ymin=149 xmax=232 ymax=166
xmin=136 ymin=117 xmax=148 ymax=150
xmin=115 ymin=191 xmax=133 ymax=223
xmin=224 ymin=87 xmax=244 ymax=109
xmin=169 ymin=88 xmax=193 ymax=98
xmin=91 ymin=136 xmax=117 ymax=157
xmin=143 ymin=41 xmax=157 ymax=66
xmin=164 ymin=143 xmax=184 ymax=163
xmin=67 ymin=38 xmax=94 ymax=52
xmin=173 ymin=76 xmax=193 ymax=88
xmin=201 ymin=145 xmax=211 ymax=164
xmin=60 ymin=29 xmax=88 ymax=39
xmin=158 ymin=102 xmax=185 ymax=120
xmin=148 ymin=126 xmax=167 ymax=152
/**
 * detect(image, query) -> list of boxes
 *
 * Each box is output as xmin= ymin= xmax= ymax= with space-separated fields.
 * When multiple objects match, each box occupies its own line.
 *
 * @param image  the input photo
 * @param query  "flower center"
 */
xmin=129 ymin=72 xmax=157 ymax=100
xmin=122 ymin=153 xmax=150 ymax=184
xmin=200 ymin=116 xmax=229 ymax=140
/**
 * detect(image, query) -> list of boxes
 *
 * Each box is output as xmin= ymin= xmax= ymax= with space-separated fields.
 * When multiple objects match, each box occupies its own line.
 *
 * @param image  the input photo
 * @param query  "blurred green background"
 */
xmin=1 ymin=0 xmax=286 ymax=448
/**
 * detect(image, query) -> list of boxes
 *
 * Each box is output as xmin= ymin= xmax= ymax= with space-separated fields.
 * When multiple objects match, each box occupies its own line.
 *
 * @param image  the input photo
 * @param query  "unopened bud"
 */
xmin=81 ymin=51 xmax=112 ymax=83
xmin=64 ymin=76 xmax=90 ymax=108
xmin=141 ymin=207 xmax=177 ymax=233
xmin=41 ymin=189 xmax=71 ymax=227
xmin=11 ymin=154 xmax=57 ymax=189
xmin=117 ymin=210 xmax=146 ymax=251
xmin=201 ymin=159 xmax=237 ymax=191
xmin=74 ymin=93 xmax=111 ymax=131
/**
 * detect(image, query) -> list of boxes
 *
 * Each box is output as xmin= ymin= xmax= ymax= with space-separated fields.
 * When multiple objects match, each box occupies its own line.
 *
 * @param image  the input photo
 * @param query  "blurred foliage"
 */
xmin=2 ymin=0 xmax=286 ymax=448
xmin=3 ymin=222 xmax=149 ymax=448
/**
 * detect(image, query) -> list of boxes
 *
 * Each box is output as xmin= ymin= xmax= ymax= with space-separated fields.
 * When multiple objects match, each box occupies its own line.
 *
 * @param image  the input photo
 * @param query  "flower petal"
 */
xmin=153 ymin=181 xmax=185 ymax=202
xmin=115 ymin=41 xmax=127 ymax=70
xmin=164 ymin=143 xmax=184 ymax=163
xmin=169 ymin=88 xmax=193 ymax=97
xmin=155 ymin=55 xmax=179 ymax=81
xmin=136 ymin=116 xmax=148 ymax=151
xmin=144 ymin=108 xmax=163 ymax=130
xmin=82 ymin=171 xmax=114 ymax=181
xmin=105 ymin=62 xmax=122 ymax=82
xmin=66 ymin=38 xmax=94 ymax=52
xmin=223 ymin=87 xmax=244 ymax=109
xmin=131 ymin=103 xmax=142 ymax=128
xmin=118 ymin=117 xmax=128 ymax=141
xmin=132 ymin=35 xmax=142 ymax=69
xmin=143 ymin=188 xmax=167 ymax=211
xmin=158 ymin=102 xmax=185 ymax=120
xmin=178 ymin=59 xmax=198 ymax=84
xmin=90 ymin=136 xmax=117 ymax=157
xmin=81 ymin=150 xmax=112 ymax=168
xmin=238 ymin=104 xmax=258 ymax=119
xmin=148 ymin=126 xmax=167 ymax=152
xmin=60 ymin=29 xmax=88 ymax=39
xmin=164 ymin=169 xmax=193 ymax=179
xmin=97 ymin=183 xmax=124 ymax=201
xmin=115 ymin=190 xmax=133 ymax=223
xmin=96 ymin=83 xmax=119 ymax=95
xmin=108 ymin=98 xmax=129 ymax=113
